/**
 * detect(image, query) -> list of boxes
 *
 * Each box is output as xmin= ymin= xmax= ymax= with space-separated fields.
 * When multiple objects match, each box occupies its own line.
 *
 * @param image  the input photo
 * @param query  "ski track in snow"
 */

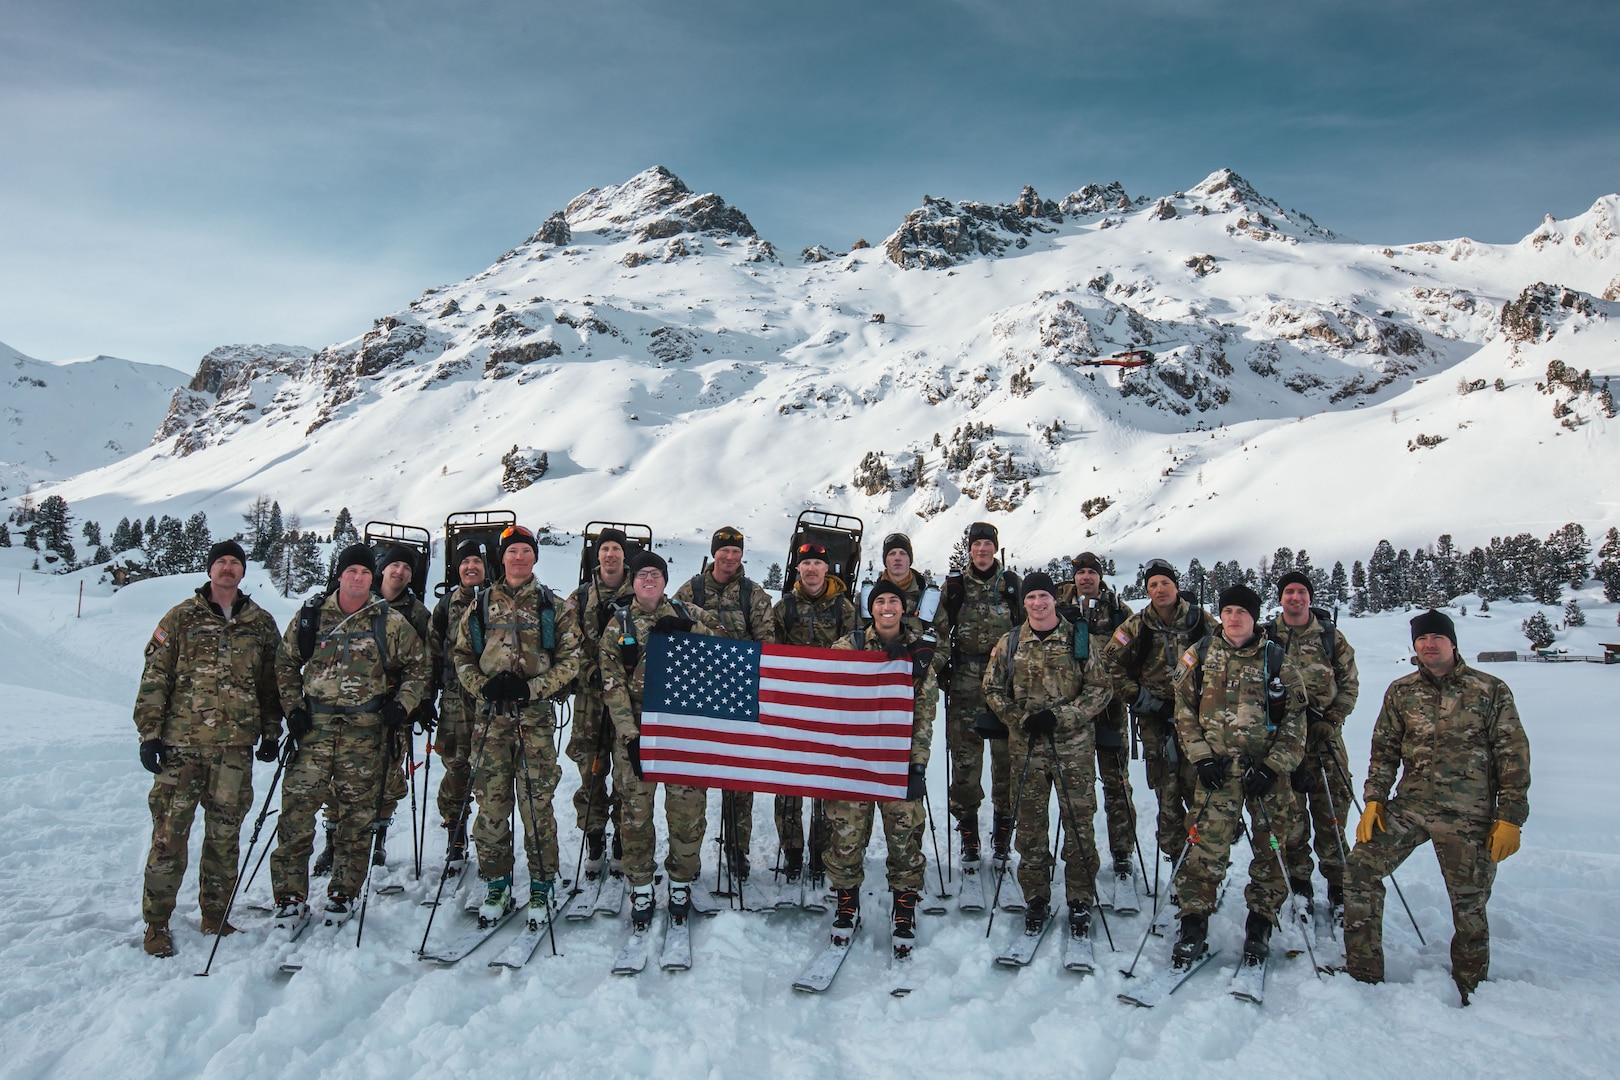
xmin=1 ymin=557 xmax=1617 ymax=1078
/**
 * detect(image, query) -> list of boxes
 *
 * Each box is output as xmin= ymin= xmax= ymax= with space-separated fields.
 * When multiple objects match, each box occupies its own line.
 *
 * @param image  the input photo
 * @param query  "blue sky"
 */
xmin=3 ymin=0 xmax=1616 ymax=372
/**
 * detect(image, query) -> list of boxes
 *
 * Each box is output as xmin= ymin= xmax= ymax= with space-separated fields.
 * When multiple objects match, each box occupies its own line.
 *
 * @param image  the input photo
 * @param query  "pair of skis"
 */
xmin=610 ymin=886 xmax=720 ymax=975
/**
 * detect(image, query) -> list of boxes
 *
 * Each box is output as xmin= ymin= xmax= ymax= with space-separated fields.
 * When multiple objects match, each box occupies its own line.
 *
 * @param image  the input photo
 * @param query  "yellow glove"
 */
xmin=1487 ymin=820 xmax=1521 ymax=862
xmin=1356 ymin=801 xmax=1386 ymax=845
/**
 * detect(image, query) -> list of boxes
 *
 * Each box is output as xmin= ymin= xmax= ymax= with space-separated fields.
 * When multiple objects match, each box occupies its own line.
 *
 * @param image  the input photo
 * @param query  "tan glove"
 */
xmin=1487 ymin=820 xmax=1521 ymax=862
xmin=1356 ymin=800 xmax=1386 ymax=845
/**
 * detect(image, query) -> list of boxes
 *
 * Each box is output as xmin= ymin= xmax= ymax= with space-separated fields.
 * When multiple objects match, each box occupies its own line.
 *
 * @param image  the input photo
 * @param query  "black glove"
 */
xmin=910 ymin=641 xmax=936 ymax=678
xmin=480 ymin=670 xmax=528 ymax=704
xmin=1289 ymin=762 xmax=1316 ymax=794
xmin=905 ymin=764 xmax=927 ymax=801
xmin=255 ymin=735 xmax=279 ymax=763
xmin=287 ymin=707 xmax=313 ymax=742
xmin=943 ymin=572 xmax=964 ymax=613
xmin=653 ymin=615 xmax=695 ymax=635
xmin=1133 ymin=687 xmax=1168 ymax=715
xmin=626 ymin=737 xmax=643 ymax=780
xmin=1022 ymin=708 xmax=1057 ymax=739
xmin=885 ymin=641 xmax=910 ymax=662
xmin=381 ymin=697 xmax=409 ymax=731
xmin=1196 ymin=756 xmax=1228 ymax=792
xmin=1308 ymin=719 xmax=1336 ymax=745
xmin=973 ymin=710 xmax=1009 ymax=741
xmin=1096 ymin=724 xmax=1125 ymax=751
xmin=1266 ymin=675 xmax=1289 ymax=726
xmin=139 ymin=738 xmax=167 ymax=774
xmin=411 ymin=701 xmax=438 ymax=735
xmin=1056 ymin=603 xmax=1082 ymax=624
xmin=1243 ymin=761 xmax=1278 ymax=797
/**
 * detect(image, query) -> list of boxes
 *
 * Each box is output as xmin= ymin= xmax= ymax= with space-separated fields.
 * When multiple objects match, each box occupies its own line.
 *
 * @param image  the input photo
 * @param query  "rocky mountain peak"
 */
xmin=1186 ymin=168 xmax=1338 ymax=241
xmin=1523 ymin=194 xmax=1620 ymax=257
xmin=884 ymin=185 xmax=1064 ymax=269
xmin=560 ymin=165 xmax=760 ymax=245
xmin=1060 ymin=181 xmax=1133 ymax=216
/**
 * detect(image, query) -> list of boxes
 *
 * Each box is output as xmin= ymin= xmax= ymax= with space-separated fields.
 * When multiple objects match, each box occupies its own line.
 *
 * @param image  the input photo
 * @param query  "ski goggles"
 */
xmin=795 ymin=541 xmax=829 ymax=560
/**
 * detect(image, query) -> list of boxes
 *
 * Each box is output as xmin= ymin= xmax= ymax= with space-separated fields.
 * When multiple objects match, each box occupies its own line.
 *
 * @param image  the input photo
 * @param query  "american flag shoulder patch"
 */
xmin=1181 ymin=647 xmax=1199 ymax=668
xmin=1112 ymin=628 xmax=1131 ymax=647
xmin=152 ymin=626 xmax=169 ymax=645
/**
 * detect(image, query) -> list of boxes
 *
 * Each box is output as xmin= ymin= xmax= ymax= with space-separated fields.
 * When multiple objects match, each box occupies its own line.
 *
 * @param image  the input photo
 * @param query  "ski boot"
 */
xmin=312 ymin=821 xmax=335 ymax=877
xmin=199 ymin=912 xmax=238 ymax=937
xmin=143 ymin=921 xmax=174 ymax=958
xmin=371 ymin=820 xmax=390 ymax=867
xmin=583 ymin=829 xmax=607 ymax=879
xmin=957 ymin=812 xmax=980 ymax=864
xmin=1171 ymin=913 xmax=1209 ymax=968
xmin=273 ymin=896 xmax=309 ymax=931
xmin=725 ymin=844 xmax=751 ymax=884
xmin=478 ymin=876 xmax=512 ymax=928
xmin=1023 ymin=894 xmax=1049 ymax=936
xmin=630 ymin=884 xmax=656 ymax=931
xmin=1327 ymin=881 xmax=1345 ymax=930
xmin=1289 ymin=876 xmax=1314 ymax=928
xmin=323 ymin=892 xmax=355 ymax=927
xmin=1114 ymin=854 xmax=1134 ymax=889
xmin=782 ymin=846 xmax=805 ymax=884
xmin=1067 ymin=899 xmax=1090 ymax=940
xmin=892 ymin=889 xmax=919 ymax=959
xmin=444 ymin=819 xmax=468 ymax=876
xmin=831 ymin=887 xmax=860 ymax=945
xmin=668 ymin=880 xmax=692 ymax=925
xmin=1242 ymin=910 xmax=1273 ymax=964
xmin=527 ymin=879 xmax=553 ymax=930
xmin=991 ymin=813 xmax=1013 ymax=865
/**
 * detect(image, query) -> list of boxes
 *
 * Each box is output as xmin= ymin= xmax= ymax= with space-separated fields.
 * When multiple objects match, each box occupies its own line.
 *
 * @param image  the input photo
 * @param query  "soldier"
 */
xmin=601 ymin=551 xmax=725 ymax=928
xmin=1344 ymin=609 xmax=1530 ymax=1005
xmin=1055 ymin=551 xmax=1139 ymax=900
xmin=1168 ymin=584 xmax=1308 ymax=968
xmin=823 ymin=579 xmax=935 ymax=951
xmin=270 ymin=544 xmax=428 ymax=926
xmin=452 ymin=524 xmax=582 ymax=925
xmin=1268 ymin=570 xmax=1359 ymax=925
xmin=674 ymin=525 xmax=773 ymax=885
xmin=771 ymin=540 xmax=860 ymax=884
xmin=565 ymin=528 xmax=634 ymax=878
xmin=428 ymin=538 xmax=488 ymax=871
xmin=940 ymin=522 xmax=1022 ymax=866
xmin=982 ymin=572 xmax=1112 ymax=937
xmin=1101 ymin=559 xmax=1216 ymax=878
xmin=869 ymin=532 xmax=945 ymax=647
xmin=133 ymin=540 xmax=282 ymax=957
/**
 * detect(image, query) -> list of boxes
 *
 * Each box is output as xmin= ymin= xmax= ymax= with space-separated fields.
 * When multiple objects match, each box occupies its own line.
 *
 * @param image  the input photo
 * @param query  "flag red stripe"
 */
xmin=758 ymin=665 xmax=913 ymax=689
xmin=757 ymin=687 xmax=914 ymax=713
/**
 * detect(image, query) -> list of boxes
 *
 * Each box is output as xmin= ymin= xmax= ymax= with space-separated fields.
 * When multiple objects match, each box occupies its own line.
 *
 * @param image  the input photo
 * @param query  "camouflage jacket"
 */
xmin=942 ymin=561 xmax=1022 ymax=694
xmin=600 ymin=596 xmax=724 ymax=742
xmin=1101 ymin=598 xmax=1218 ymax=710
xmin=1267 ymin=613 xmax=1359 ymax=728
xmin=568 ymin=572 xmax=633 ymax=697
xmin=982 ymin=619 xmax=1112 ymax=755
xmin=134 ymin=585 xmax=282 ymax=747
xmin=452 ymin=576 xmax=583 ymax=704
xmin=675 ymin=568 xmax=772 ymax=643
xmin=772 ymin=577 xmax=859 ymax=647
xmin=274 ymin=592 xmax=428 ymax=722
xmin=430 ymin=585 xmax=480 ymax=701
xmin=383 ymin=588 xmax=432 ymax=691
xmin=1364 ymin=660 xmax=1531 ymax=827
xmin=833 ymin=624 xmax=937 ymax=769
xmin=1173 ymin=631 xmax=1308 ymax=775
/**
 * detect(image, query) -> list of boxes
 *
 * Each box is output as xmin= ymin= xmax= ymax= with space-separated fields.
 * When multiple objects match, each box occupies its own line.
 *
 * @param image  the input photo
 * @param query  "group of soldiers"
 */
xmin=134 ymin=522 xmax=1531 ymax=1004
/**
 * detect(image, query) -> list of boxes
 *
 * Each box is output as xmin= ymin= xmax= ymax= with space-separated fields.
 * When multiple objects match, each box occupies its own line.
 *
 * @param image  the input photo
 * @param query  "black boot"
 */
xmin=371 ymin=822 xmax=389 ymax=867
xmin=1023 ymin=894 xmax=1049 ymax=935
xmin=312 ymin=821 xmax=335 ymax=877
xmin=444 ymin=819 xmax=468 ymax=875
xmin=1289 ymin=876 xmax=1314 ymax=921
xmin=584 ymin=829 xmax=606 ymax=877
xmin=992 ymin=813 xmax=1013 ymax=863
xmin=782 ymin=847 xmax=805 ymax=883
xmin=957 ymin=812 xmax=980 ymax=863
xmin=1067 ymin=899 xmax=1090 ymax=940
xmin=1243 ymin=910 xmax=1273 ymax=962
xmin=1172 ymin=913 xmax=1209 ymax=967
xmin=725 ymin=845 xmax=751 ymax=883
xmin=892 ymin=889 xmax=918 ymax=940
xmin=832 ymin=887 xmax=859 ymax=944
xmin=1327 ymin=880 xmax=1345 ymax=927
xmin=611 ymin=829 xmax=623 ymax=863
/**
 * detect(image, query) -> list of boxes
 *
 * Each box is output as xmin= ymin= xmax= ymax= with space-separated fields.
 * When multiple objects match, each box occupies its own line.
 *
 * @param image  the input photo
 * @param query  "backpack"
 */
xmin=611 ymin=596 xmax=695 ymax=671
xmin=687 ymin=572 xmax=756 ymax=639
xmin=296 ymin=591 xmax=390 ymax=667
xmin=1122 ymin=603 xmax=1209 ymax=683
xmin=1185 ymin=636 xmax=1288 ymax=731
xmin=1000 ymin=618 xmax=1088 ymax=699
xmin=467 ymin=582 xmax=557 ymax=658
xmin=781 ymin=592 xmax=847 ymax=642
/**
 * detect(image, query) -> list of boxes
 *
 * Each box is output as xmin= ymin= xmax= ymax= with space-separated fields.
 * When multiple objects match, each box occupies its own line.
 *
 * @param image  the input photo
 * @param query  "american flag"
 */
xmin=639 ymin=633 xmax=915 ymax=801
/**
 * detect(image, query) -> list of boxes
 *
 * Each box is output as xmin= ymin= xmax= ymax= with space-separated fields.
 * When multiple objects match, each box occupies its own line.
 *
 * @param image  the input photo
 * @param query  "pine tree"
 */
xmin=263 ymin=502 xmax=285 ymax=566
xmin=1367 ymin=541 xmax=1396 ymax=612
xmin=145 ymin=515 xmax=157 ymax=538
xmin=0 ymin=523 xmax=9 ymax=548
xmin=32 ymin=495 xmax=75 ymax=564
xmin=1544 ymin=522 xmax=1592 ymax=588
xmin=1564 ymin=598 xmax=1586 ymax=627
xmin=1350 ymin=560 xmax=1368 ymax=615
xmin=128 ymin=517 xmax=144 ymax=550
xmin=151 ymin=516 xmax=186 ymax=575
xmin=1329 ymin=561 xmax=1349 ymax=604
xmin=110 ymin=517 xmax=133 ymax=552
xmin=183 ymin=512 xmax=212 ymax=572
xmin=1393 ymin=548 xmax=1413 ymax=607
xmin=82 ymin=520 xmax=103 ymax=548
xmin=1433 ymin=534 xmax=1461 ymax=599
xmin=764 ymin=562 xmax=784 ymax=590
xmin=1597 ymin=527 xmax=1620 ymax=603
xmin=1521 ymin=611 xmax=1555 ymax=650
xmin=1410 ymin=548 xmax=1437 ymax=606
xmin=243 ymin=496 xmax=275 ymax=562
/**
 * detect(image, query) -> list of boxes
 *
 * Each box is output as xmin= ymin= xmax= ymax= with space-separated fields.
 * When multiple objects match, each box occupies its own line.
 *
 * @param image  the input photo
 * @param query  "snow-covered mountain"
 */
xmin=0 ymin=341 xmax=185 ymax=496
xmin=29 ymin=166 xmax=1620 ymax=574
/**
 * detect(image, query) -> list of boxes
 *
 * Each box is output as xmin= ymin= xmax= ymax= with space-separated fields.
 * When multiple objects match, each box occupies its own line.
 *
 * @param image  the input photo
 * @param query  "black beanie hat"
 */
xmin=1276 ymin=570 xmax=1313 ymax=599
xmin=334 ymin=543 xmax=376 ymax=580
xmin=206 ymin=539 xmax=247 ymax=571
xmin=454 ymin=538 xmax=487 ymax=565
xmin=1020 ymin=571 xmax=1057 ymax=600
xmin=1143 ymin=558 xmax=1179 ymax=588
xmin=1410 ymin=608 xmax=1458 ymax=649
xmin=596 ymin=527 xmax=629 ymax=553
xmin=380 ymin=545 xmax=417 ymax=573
xmin=882 ymin=532 xmax=913 ymax=560
xmin=711 ymin=526 xmax=744 ymax=555
xmin=1217 ymin=584 xmax=1261 ymax=623
xmin=499 ymin=525 xmax=538 ymax=561
xmin=629 ymin=550 xmax=668 ymax=582
xmin=966 ymin=521 xmax=999 ymax=547
xmin=867 ymin=577 xmax=907 ymax=615
xmin=1073 ymin=551 xmax=1104 ymax=575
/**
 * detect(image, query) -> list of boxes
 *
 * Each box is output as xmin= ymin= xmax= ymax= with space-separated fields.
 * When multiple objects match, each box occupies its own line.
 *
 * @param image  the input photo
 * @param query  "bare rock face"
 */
xmin=156 ymin=344 xmax=311 ymax=450
xmin=534 ymin=211 xmax=571 ymax=247
xmin=564 ymin=166 xmax=760 ymax=244
xmin=500 ymin=445 xmax=549 ymax=491
xmin=802 ymin=244 xmax=843 ymax=263
xmin=884 ymin=185 xmax=1063 ymax=269
xmin=1060 ymin=181 xmax=1132 ymax=216
xmin=1189 ymin=168 xmax=1338 ymax=241
xmin=356 ymin=316 xmax=429 ymax=377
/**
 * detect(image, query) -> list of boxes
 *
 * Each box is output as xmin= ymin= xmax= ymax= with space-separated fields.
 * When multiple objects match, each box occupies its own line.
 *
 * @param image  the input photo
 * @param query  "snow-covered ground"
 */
xmin=2 ymin=549 xmax=1615 ymax=1079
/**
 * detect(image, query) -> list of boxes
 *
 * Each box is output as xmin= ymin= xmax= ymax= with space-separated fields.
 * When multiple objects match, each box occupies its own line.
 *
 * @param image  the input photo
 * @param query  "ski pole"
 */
xmin=418 ymin=716 xmax=434 ymax=881
xmin=1048 ymin=733 xmax=1113 ymax=951
xmin=355 ymin=721 xmax=401 ymax=948
xmin=1122 ymin=789 xmax=1213 ymax=978
xmin=985 ymin=739 xmax=1037 ymax=939
xmin=1255 ymin=793 xmax=1322 ymax=979
xmin=418 ymin=705 xmax=495 ymax=957
xmin=923 ymin=786 xmax=951 ymax=904
xmin=1316 ymin=751 xmax=1351 ymax=881
xmin=196 ymin=737 xmax=295 ymax=977
xmin=407 ymin=724 xmax=421 ymax=880
xmin=515 ymin=705 xmax=560 ymax=958
xmin=1328 ymin=754 xmax=1425 ymax=945
xmin=943 ymin=737 xmax=955 ymax=884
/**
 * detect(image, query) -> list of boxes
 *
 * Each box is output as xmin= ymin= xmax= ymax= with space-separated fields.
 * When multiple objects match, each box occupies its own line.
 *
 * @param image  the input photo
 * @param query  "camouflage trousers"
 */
xmin=434 ymin=691 xmax=476 ymax=825
xmin=1344 ymin=801 xmax=1496 ymax=994
xmin=1010 ymin=728 xmax=1099 ymax=907
xmin=1173 ymin=779 xmax=1298 ymax=918
xmin=1096 ymin=702 xmax=1137 ymax=863
xmin=718 ymin=789 xmax=757 ymax=858
xmin=470 ymin=705 xmax=562 ymax=882
xmin=615 ymin=737 xmax=706 ymax=887
xmin=945 ymin=682 xmax=1011 ymax=821
xmin=1140 ymin=711 xmax=1196 ymax=861
xmin=272 ymin=722 xmax=387 ymax=901
xmin=1285 ymin=737 xmax=1354 ymax=889
xmin=565 ymin=690 xmax=621 ymax=836
xmin=142 ymin=744 xmax=254 ymax=924
xmin=823 ymin=797 xmax=926 ymax=892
